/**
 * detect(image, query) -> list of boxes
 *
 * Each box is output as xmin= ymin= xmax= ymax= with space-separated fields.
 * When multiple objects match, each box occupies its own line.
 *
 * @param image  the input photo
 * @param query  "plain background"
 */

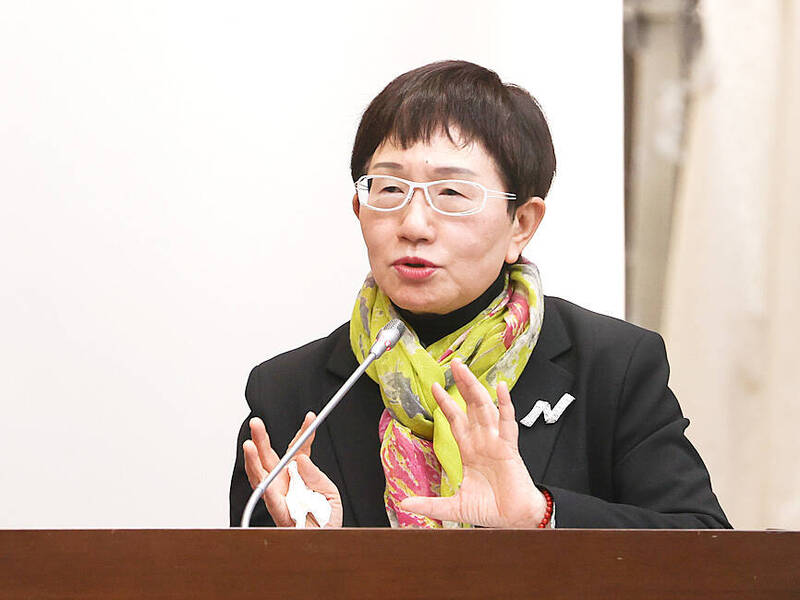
xmin=0 ymin=1 xmax=623 ymax=527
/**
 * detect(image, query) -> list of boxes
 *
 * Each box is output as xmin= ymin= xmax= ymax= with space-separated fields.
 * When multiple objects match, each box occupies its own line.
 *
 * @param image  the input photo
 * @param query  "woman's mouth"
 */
xmin=392 ymin=257 xmax=438 ymax=281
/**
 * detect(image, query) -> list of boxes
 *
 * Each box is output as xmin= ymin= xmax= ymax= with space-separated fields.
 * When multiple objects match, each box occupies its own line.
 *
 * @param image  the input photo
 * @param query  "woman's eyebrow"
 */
xmin=370 ymin=162 xmax=403 ymax=170
xmin=370 ymin=162 xmax=478 ymax=177
xmin=431 ymin=166 xmax=478 ymax=177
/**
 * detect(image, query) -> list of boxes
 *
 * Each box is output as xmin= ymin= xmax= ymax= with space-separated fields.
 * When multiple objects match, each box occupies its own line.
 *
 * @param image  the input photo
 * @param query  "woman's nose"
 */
xmin=396 ymin=187 xmax=436 ymax=242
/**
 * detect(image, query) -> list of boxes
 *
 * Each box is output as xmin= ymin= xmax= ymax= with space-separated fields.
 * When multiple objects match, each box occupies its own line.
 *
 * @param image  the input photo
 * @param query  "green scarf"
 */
xmin=350 ymin=260 xmax=544 ymax=527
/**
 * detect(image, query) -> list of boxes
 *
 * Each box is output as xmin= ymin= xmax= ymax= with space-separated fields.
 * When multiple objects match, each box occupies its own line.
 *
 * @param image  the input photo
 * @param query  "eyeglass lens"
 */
xmin=359 ymin=176 xmax=483 ymax=214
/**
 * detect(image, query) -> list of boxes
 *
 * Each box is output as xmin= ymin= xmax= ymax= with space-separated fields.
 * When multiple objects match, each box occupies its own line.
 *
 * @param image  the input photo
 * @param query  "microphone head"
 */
xmin=369 ymin=319 xmax=406 ymax=359
xmin=379 ymin=318 xmax=406 ymax=347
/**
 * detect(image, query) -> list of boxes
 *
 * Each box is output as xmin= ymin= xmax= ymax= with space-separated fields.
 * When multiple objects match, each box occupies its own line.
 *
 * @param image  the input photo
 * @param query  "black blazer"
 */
xmin=229 ymin=296 xmax=730 ymax=528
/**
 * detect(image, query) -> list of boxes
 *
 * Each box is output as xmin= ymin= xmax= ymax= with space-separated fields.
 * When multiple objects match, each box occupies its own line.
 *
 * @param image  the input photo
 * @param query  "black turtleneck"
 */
xmin=396 ymin=269 xmax=507 ymax=348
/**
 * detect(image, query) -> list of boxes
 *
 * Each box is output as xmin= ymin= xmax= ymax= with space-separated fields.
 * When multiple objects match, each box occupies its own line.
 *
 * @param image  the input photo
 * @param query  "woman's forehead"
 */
xmin=367 ymin=131 xmax=501 ymax=182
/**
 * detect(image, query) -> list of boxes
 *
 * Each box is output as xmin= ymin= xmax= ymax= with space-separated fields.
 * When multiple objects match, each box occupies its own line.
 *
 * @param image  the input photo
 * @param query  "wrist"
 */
xmin=505 ymin=481 xmax=548 ymax=528
xmin=536 ymin=488 xmax=554 ymax=528
xmin=517 ymin=485 xmax=553 ymax=529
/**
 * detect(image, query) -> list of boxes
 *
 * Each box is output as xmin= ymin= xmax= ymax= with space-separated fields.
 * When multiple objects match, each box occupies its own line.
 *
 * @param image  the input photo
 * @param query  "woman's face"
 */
xmin=354 ymin=130 xmax=544 ymax=314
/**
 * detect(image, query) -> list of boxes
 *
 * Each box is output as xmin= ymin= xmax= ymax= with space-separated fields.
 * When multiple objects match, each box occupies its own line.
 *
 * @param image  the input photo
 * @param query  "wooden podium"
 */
xmin=2 ymin=529 xmax=798 ymax=598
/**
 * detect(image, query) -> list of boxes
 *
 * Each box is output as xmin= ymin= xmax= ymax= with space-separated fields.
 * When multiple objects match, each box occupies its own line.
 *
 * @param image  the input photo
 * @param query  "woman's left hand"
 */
xmin=398 ymin=358 xmax=547 ymax=528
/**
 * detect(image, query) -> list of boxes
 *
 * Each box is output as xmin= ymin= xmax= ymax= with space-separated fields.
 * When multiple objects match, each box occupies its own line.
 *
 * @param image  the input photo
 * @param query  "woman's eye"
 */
xmin=380 ymin=186 xmax=403 ymax=193
xmin=440 ymin=188 xmax=463 ymax=196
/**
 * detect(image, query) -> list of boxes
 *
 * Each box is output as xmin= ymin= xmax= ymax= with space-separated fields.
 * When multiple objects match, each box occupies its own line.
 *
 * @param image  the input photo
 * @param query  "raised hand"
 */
xmin=398 ymin=359 xmax=547 ymax=528
xmin=243 ymin=413 xmax=343 ymax=528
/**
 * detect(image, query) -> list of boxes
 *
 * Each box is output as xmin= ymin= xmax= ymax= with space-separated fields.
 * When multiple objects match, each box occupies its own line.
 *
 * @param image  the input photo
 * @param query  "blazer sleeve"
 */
xmin=547 ymin=331 xmax=731 ymax=529
xmin=229 ymin=366 xmax=276 ymax=528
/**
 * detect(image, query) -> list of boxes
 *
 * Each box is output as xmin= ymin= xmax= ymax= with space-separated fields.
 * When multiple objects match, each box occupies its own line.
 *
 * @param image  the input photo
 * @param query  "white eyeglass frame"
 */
xmin=354 ymin=174 xmax=516 ymax=216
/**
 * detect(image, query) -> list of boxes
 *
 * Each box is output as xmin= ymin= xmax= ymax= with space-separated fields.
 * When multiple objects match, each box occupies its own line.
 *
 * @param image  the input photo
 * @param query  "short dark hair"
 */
xmin=350 ymin=60 xmax=556 ymax=214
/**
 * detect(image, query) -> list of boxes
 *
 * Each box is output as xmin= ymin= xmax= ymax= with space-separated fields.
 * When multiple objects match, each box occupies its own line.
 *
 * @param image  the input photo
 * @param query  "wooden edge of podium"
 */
xmin=1 ymin=529 xmax=798 ymax=599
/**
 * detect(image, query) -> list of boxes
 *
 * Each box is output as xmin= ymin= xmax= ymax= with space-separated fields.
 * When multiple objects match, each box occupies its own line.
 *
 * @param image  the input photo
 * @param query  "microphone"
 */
xmin=240 ymin=318 xmax=406 ymax=527
xmin=368 ymin=318 xmax=405 ymax=359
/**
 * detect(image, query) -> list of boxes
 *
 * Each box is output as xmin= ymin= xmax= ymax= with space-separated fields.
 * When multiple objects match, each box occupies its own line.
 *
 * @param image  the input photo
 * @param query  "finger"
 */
xmin=296 ymin=455 xmax=344 ymax=528
xmin=287 ymin=412 xmax=317 ymax=458
xmin=243 ymin=439 xmax=266 ymax=490
xmin=432 ymin=382 xmax=468 ymax=441
xmin=243 ymin=440 xmax=291 ymax=524
xmin=249 ymin=417 xmax=281 ymax=471
xmin=295 ymin=454 xmax=338 ymax=501
xmin=398 ymin=496 xmax=460 ymax=523
xmin=497 ymin=381 xmax=518 ymax=444
xmin=451 ymin=359 xmax=497 ymax=428
xmin=261 ymin=476 xmax=289 ymax=520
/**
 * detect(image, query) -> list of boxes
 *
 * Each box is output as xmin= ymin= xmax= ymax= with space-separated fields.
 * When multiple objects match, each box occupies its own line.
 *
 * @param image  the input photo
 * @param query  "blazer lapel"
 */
xmin=323 ymin=329 xmax=389 ymax=527
xmin=512 ymin=298 xmax=575 ymax=483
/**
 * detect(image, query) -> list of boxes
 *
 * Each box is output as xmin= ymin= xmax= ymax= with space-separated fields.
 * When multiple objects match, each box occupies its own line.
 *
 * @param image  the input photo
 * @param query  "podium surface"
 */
xmin=1 ymin=529 xmax=798 ymax=599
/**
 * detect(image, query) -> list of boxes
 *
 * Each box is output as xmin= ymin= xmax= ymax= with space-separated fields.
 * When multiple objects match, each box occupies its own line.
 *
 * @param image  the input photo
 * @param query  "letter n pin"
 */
xmin=520 ymin=393 xmax=575 ymax=427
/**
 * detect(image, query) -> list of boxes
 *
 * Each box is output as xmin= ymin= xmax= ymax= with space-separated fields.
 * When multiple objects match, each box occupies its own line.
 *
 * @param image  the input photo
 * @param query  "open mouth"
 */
xmin=392 ymin=257 xmax=438 ymax=280
xmin=393 ymin=257 xmax=437 ymax=268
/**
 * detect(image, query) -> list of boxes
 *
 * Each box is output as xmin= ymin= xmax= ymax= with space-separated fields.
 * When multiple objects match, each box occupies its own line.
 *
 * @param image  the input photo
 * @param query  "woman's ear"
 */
xmin=505 ymin=197 xmax=546 ymax=263
xmin=352 ymin=193 xmax=360 ymax=219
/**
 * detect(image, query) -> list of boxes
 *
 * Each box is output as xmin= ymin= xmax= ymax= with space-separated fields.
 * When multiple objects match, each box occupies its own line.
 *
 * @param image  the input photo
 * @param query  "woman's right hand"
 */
xmin=243 ymin=413 xmax=343 ymax=528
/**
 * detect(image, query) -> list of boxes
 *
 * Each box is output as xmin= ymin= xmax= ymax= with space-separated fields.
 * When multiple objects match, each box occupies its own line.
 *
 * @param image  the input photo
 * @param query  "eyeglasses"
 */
xmin=355 ymin=175 xmax=516 ymax=216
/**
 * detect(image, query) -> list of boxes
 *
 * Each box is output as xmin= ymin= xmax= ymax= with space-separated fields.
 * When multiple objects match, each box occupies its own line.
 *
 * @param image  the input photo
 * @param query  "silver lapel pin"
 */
xmin=520 ymin=393 xmax=575 ymax=427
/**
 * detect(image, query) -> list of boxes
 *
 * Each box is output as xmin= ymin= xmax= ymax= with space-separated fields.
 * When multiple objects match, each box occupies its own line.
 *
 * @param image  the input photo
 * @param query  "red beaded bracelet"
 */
xmin=538 ymin=488 xmax=553 ymax=528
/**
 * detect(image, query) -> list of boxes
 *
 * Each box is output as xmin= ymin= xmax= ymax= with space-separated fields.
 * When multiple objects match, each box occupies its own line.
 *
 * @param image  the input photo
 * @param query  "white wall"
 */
xmin=0 ymin=1 xmax=623 ymax=527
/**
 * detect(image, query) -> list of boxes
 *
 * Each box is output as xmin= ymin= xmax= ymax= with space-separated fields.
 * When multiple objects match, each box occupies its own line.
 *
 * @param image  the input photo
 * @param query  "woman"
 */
xmin=229 ymin=60 xmax=730 ymax=529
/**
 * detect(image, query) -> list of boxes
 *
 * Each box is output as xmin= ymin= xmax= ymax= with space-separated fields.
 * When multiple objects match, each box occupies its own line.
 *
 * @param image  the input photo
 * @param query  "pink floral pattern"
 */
xmin=379 ymin=409 xmax=444 ymax=528
xmin=502 ymin=290 xmax=530 ymax=349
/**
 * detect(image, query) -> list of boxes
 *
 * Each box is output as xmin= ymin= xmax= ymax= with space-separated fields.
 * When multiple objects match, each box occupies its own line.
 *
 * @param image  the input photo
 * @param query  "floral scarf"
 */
xmin=349 ymin=260 xmax=544 ymax=528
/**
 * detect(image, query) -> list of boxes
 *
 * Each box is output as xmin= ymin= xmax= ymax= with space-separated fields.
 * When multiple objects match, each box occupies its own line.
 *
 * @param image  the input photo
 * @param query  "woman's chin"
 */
xmin=389 ymin=292 xmax=450 ymax=315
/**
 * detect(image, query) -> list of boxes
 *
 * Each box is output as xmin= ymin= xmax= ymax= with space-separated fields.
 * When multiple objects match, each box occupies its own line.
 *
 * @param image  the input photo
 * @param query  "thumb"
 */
xmin=398 ymin=496 xmax=459 ymax=522
xmin=295 ymin=454 xmax=338 ymax=499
